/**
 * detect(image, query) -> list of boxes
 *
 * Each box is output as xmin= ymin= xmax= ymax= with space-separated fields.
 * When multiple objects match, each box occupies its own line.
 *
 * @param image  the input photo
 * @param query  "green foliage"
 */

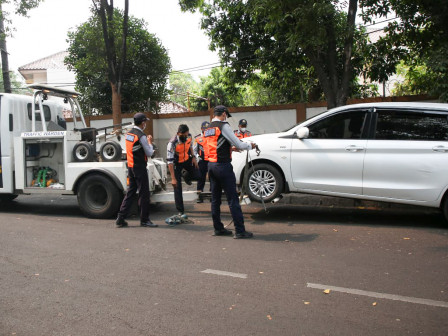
xmin=168 ymin=72 xmax=199 ymax=108
xmin=0 ymin=0 xmax=44 ymax=36
xmin=179 ymin=0 xmax=376 ymax=107
xmin=0 ymin=68 xmax=26 ymax=92
xmin=65 ymin=9 xmax=171 ymax=115
xmin=360 ymin=0 xmax=448 ymax=100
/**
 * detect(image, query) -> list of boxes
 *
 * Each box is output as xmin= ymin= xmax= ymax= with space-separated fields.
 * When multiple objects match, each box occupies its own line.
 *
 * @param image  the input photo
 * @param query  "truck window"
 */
xmin=27 ymin=104 xmax=51 ymax=122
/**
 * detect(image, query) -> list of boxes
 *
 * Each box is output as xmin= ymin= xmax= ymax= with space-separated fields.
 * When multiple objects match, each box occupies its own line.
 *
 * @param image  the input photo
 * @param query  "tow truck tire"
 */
xmin=0 ymin=194 xmax=18 ymax=202
xmin=73 ymin=141 xmax=95 ymax=162
xmin=77 ymin=174 xmax=122 ymax=218
xmin=99 ymin=141 xmax=122 ymax=162
xmin=243 ymin=163 xmax=284 ymax=203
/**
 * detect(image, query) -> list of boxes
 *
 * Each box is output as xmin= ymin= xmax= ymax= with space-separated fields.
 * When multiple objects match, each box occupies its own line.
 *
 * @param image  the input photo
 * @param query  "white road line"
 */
xmin=201 ymin=269 xmax=247 ymax=279
xmin=307 ymin=283 xmax=448 ymax=308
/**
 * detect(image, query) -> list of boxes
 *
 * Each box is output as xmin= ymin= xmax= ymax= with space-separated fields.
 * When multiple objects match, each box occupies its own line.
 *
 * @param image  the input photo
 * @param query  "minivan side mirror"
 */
xmin=296 ymin=127 xmax=309 ymax=139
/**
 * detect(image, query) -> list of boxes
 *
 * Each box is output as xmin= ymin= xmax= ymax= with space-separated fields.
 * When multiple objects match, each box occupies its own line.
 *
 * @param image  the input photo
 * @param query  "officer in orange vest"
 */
xmin=204 ymin=106 xmax=257 ymax=239
xmin=167 ymin=124 xmax=199 ymax=215
xmin=193 ymin=121 xmax=210 ymax=203
xmin=234 ymin=119 xmax=252 ymax=139
xmin=116 ymin=113 xmax=158 ymax=228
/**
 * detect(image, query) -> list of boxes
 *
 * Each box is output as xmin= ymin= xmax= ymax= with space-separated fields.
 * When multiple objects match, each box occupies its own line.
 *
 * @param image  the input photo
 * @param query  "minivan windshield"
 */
xmin=281 ymin=109 xmax=329 ymax=132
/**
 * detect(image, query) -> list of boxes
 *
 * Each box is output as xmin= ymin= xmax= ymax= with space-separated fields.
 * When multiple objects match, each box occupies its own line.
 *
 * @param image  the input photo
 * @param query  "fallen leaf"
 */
xmin=267 ymin=315 xmax=272 ymax=320
xmin=372 ymin=302 xmax=377 ymax=306
xmin=259 ymin=271 xmax=264 ymax=274
xmin=284 ymin=239 xmax=290 ymax=242
xmin=333 ymin=229 xmax=338 ymax=232
xmin=323 ymin=289 xmax=331 ymax=294
xmin=34 ymin=274 xmax=39 ymax=276
xmin=403 ymin=237 xmax=410 ymax=240
xmin=125 ymin=249 xmax=130 ymax=252
xmin=304 ymin=301 xmax=310 ymax=305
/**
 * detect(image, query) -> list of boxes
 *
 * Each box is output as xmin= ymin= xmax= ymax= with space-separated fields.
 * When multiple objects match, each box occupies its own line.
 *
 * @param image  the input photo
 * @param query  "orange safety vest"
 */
xmin=195 ymin=134 xmax=209 ymax=161
xmin=204 ymin=121 xmax=232 ymax=163
xmin=173 ymin=135 xmax=192 ymax=163
xmin=125 ymin=127 xmax=147 ymax=168
xmin=234 ymin=130 xmax=252 ymax=139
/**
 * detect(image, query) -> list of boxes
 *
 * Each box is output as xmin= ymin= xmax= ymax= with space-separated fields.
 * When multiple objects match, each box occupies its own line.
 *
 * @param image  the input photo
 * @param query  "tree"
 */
xmin=91 ymin=0 xmax=129 ymax=126
xmin=0 ymin=0 xmax=44 ymax=93
xmin=65 ymin=9 xmax=171 ymax=116
xmin=180 ymin=0 xmax=370 ymax=108
xmin=360 ymin=0 xmax=448 ymax=101
xmin=168 ymin=72 xmax=199 ymax=108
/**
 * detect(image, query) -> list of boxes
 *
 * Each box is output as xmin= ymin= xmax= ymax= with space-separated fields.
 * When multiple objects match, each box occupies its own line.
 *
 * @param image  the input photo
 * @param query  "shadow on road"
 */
xmin=249 ymin=204 xmax=448 ymax=230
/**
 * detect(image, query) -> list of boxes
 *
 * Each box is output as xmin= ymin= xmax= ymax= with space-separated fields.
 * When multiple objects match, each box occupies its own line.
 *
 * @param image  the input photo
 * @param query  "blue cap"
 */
xmin=201 ymin=121 xmax=210 ymax=128
xmin=239 ymin=119 xmax=247 ymax=126
xmin=214 ymin=105 xmax=232 ymax=117
xmin=134 ymin=112 xmax=149 ymax=124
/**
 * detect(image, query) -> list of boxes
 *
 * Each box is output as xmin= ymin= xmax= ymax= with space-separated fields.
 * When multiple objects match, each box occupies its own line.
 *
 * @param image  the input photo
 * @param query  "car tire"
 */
xmin=73 ymin=141 xmax=95 ymax=162
xmin=244 ymin=163 xmax=284 ymax=203
xmin=442 ymin=196 xmax=448 ymax=223
xmin=0 ymin=194 xmax=18 ymax=202
xmin=77 ymin=174 xmax=122 ymax=219
xmin=99 ymin=141 xmax=122 ymax=162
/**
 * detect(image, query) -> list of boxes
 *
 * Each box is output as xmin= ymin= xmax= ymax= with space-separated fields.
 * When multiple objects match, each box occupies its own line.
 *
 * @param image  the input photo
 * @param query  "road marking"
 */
xmin=307 ymin=283 xmax=448 ymax=308
xmin=201 ymin=269 xmax=247 ymax=279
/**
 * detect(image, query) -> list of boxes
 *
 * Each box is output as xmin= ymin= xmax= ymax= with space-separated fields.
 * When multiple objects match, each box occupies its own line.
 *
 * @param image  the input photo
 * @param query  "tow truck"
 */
xmin=0 ymin=85 xmax=195 ymax=218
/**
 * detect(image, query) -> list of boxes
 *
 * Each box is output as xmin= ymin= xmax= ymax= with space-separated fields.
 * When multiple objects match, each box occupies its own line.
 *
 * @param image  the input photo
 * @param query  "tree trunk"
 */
xmin=0 ymin=3 xmax=12 ymax=93
xmin=111 ymin=82 xmax=122 ymax=126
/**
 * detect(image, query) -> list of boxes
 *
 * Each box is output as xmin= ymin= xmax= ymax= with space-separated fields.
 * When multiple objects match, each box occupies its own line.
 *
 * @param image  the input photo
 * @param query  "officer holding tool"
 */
xmin=167 ymin=124 xmax=199 ymax=215
xmin=204 ymin=105 xmax=256 ymax=239
xmin=193 ymin=121 xmax=210 ymax=203
xmin=116 ymin=112 xmax=158 ymax=228
xmin=234 ymin=119 xmax=252 ymax=139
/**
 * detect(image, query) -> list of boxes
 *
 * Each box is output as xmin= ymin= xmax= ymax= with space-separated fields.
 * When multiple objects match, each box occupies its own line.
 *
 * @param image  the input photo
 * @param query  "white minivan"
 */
xmin=232 ymin=102 xmax=448 ymax=221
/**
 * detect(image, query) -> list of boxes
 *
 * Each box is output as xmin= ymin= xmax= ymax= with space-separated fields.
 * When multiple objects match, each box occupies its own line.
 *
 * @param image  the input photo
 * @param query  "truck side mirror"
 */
xmin=296 ymin=127 xmax=309 ymax=139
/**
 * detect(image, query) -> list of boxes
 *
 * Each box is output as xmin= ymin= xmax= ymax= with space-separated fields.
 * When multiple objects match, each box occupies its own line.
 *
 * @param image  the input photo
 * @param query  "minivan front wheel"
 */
xmin=243 ymin=163 xmax=284 ymax=203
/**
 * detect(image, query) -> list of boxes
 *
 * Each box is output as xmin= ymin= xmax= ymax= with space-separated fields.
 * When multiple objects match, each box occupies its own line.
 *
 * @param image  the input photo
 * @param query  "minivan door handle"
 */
xmin=432 ymin=146 xmax=448 ymax=152
xmin=345 ymin=145 xmax=365 ymax=152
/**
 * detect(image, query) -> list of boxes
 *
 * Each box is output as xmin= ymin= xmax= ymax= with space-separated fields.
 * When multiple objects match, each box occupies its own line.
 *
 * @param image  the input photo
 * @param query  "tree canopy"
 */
xmin=179 ymin=0 xmax=376 ymax=108
xmin=360 ymin=0 xmax=448 ymax=101
xmin=65 ymin=9 xmax=171 ymax=115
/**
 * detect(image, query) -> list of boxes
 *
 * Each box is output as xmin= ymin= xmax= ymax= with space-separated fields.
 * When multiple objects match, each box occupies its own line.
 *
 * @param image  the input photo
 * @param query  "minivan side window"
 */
xmin=308 ymin=111 xmax=368 ymax=139
xmin=27 ymin=104 xmax=51 ymax=122
xmin=375 ymin=110 xmax=448 ymax=141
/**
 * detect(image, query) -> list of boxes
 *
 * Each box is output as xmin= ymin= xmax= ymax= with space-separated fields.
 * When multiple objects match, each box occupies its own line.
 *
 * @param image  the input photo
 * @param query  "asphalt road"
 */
xmin=1 ymin=194 xmax=448 ymax=336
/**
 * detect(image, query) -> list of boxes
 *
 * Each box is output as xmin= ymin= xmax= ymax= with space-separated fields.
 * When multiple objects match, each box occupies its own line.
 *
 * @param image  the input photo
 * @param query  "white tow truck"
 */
xmin=0 ymin=85 xmax=190 ymax=218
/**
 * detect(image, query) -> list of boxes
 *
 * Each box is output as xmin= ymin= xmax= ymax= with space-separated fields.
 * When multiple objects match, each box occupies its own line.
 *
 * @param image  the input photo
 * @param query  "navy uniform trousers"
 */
xmin=173 ymin=158 xmax=199 ymax=213
xmin=208 ymin=161 xmax=246 ymax=234
xmin=196 ymin=159 xmax=209 ymax=192
xmin=118 ymin=165 xmax=150 ymax=222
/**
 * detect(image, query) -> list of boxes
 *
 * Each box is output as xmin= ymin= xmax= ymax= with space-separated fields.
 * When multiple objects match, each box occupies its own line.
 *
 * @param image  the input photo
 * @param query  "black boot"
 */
xmin=115 ymin=216 xmax=128 ymax=228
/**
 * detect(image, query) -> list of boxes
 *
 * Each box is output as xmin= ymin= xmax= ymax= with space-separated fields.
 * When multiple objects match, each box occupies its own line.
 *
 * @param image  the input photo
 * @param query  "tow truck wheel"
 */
xmin=100 ymin=141 xmax=122 ymax=162
xmin=73 ymin=141 xmax=95 ymax=162
xmin=77 ymin=174 xmax=122 ymax=218
xmin=0 ymin=194 xmax=18 ymax=202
